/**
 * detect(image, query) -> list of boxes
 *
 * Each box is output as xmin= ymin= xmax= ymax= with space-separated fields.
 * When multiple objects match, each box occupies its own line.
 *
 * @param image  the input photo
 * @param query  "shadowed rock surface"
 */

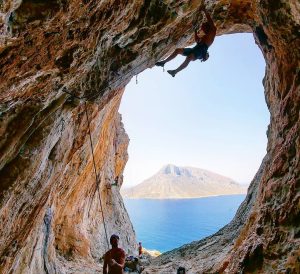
xmin=0 ymin=0 xmax=299 ymax=273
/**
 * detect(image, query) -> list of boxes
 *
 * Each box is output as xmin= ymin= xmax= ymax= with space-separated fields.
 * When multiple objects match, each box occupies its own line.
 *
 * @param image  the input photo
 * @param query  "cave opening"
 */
xmin=119 ymin=33 xmax=270 ymax=254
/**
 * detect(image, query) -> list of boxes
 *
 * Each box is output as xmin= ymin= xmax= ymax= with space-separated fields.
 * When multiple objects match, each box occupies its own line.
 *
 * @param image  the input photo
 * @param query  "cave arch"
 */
xmin=120 ymin=32 xmax=269 ymax=272
xmin=0 ymin=1 xmax=299 ymax=273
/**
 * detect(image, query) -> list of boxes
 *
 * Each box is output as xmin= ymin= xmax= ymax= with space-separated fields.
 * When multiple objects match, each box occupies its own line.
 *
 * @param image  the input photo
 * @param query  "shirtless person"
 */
xmin=156 ymin=6 xmax=216 ymax=77
xmin=103 ymin=234 xmax=125 ymax=274
xmin=138 ymin=242 xmax=143 ymax=257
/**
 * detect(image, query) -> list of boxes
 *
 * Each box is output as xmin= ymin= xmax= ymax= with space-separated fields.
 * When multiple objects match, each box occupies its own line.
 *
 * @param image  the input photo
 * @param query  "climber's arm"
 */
xmin=202 ymin=6 xmax=215 ymax=28
xmin=194 ymin=29 xmax=201 ymax=43
xmin=103 ymin=259 xmax=108 ymax=274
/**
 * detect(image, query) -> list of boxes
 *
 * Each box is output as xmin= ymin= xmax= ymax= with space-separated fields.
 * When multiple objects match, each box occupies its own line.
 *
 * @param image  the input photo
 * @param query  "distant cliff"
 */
xmin=121 ymin=164 xmax=247 ymax=199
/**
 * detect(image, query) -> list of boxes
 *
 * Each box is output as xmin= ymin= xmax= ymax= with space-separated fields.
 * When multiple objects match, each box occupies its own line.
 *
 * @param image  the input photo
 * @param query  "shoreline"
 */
xmin=122 ymin=193 xmax=247 ymax=200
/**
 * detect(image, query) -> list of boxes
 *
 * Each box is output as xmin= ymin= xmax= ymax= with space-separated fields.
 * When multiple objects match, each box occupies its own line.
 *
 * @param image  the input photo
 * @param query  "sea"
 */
xmin=124 ymin=195 xmax=246 ymax=253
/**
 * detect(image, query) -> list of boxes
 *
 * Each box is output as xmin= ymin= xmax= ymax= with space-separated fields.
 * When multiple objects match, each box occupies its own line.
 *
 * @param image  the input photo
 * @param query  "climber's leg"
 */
xmin=156 ymin=48 xmax=185 ymax=66
xmin=167 ymin=54 xmax=196 ymax=77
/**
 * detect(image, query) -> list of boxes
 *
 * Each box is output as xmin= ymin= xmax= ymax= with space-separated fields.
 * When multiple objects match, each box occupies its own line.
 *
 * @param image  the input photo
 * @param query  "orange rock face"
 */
xmin=0 ymin=0 xmax=299 ymax=273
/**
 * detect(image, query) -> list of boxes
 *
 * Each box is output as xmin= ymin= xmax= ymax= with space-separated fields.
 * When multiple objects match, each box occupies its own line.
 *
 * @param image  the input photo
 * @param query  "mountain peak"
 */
xmin=122 ymin=165 xmax=247 ymax=199
xmin=160 ymin=164 xmax=191 ymax=177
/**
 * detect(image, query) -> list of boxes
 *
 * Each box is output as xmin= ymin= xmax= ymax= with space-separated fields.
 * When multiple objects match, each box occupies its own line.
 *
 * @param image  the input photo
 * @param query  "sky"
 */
xmin=119 ymin=33 xmax=269 ymax=187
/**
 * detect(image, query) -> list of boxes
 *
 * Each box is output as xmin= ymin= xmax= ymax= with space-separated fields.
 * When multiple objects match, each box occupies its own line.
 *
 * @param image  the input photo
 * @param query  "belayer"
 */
xmin=103 ymin=234 xmax=125 ymax=274
xmin=156 ymin=5 xmax=216 ymax=77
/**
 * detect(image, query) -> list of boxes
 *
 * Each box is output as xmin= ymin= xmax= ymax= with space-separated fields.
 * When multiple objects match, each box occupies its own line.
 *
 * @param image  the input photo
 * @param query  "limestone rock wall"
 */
xmin=0 ymin=87 xmax=137 ymax=273
xmin=0 ymin=0 xmax=299 ymax=273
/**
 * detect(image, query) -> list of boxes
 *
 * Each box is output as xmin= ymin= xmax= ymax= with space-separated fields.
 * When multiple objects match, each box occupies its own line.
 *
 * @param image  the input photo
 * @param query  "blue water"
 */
xmin=124 ymin=195 xmax=245 ymax=252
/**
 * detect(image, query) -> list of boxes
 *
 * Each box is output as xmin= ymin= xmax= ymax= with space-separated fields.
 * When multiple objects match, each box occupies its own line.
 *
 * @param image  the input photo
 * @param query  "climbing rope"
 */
xmin=61 ymin=58 xmax=149 ymax=102
xmin=59 ymin=51 xmax=153 ymax=254
xmin=60 ymin=2 xmax=203 ymax=100
xmin=58 ymin=1 xmax=228 ymax=251
xmin=84 ymin=101 xmax=110 ymax=250
xmin=60 ymin=118 xmax=65 ymax=137
xmin=61 ymin=2 xmax=221 ymax=101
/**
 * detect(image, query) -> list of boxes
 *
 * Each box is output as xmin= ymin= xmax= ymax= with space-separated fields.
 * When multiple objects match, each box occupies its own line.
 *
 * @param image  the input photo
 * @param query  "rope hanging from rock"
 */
xmin=61 ymin=58 xmax=149 ymax=101
xmin=57 ymin=0 xmax=236 ymax=257
xmin=84 ymin=101 xmax=110 ymax=250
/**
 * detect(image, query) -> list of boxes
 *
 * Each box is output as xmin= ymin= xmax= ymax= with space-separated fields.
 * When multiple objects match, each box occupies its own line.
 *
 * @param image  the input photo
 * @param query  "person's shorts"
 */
xmin=183 ymin=43 xmax=208 ymax=60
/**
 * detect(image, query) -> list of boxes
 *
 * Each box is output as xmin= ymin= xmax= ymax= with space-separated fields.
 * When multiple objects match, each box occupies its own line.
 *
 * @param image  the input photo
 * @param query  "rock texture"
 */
xmin=0 ymin=0 xmax=299 ymax=273
xmin=121 ymin=164 xmax=247 ymax=199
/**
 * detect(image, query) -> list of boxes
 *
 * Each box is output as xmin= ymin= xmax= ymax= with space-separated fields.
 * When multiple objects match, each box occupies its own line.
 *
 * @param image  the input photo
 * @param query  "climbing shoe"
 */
xmin=167 ymin=70 xmax=176 ymax=77
xmin=155 ymin=61 xmax=165 ymax=67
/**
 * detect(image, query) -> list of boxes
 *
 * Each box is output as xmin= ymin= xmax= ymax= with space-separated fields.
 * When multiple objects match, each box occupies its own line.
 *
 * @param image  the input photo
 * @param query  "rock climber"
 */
xmin=103 ymin=234 xmax=126 ymax=274
xmin=138 ymin=242 xmax=143 ymax=257
xmin=156 ymin=6 xmax=216 ymax=77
